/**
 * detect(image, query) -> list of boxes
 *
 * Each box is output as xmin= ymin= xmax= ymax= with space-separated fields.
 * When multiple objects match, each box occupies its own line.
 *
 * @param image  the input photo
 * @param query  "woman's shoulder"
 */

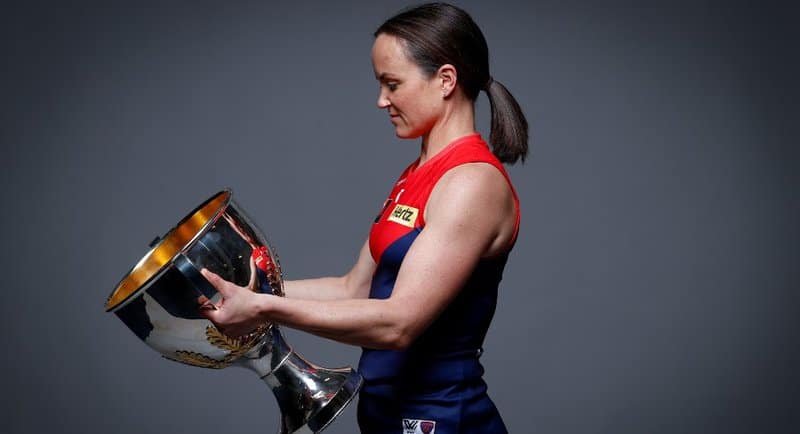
xmin=439 ymin=134 xmax=503 ymax=167
xmin=424 ymin=161 xmax=518 ymax=256
xmin=433 ymin=162 xmax=513 ymax=202
xmin=421 ymin=133 xmax=518 ymax=207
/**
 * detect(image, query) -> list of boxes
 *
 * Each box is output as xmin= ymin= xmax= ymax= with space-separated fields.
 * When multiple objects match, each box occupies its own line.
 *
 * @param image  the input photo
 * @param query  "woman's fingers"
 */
xmin=196 ymin=269 xmax=250 ymax=334
xmin=197 ymin=270 xmax=232 ymax=322
xmin=196 ymin=295 xmax=216 ymax=309
xmin=195 ymin=268 xmax=265 ymax=339
xmin=200 ymin=268 xmax=235 ymax=297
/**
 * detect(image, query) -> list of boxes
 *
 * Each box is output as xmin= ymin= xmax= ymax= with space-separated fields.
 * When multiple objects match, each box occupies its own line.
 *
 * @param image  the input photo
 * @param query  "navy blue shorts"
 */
xmin=357 ymin=379 xmax=508 ymax=434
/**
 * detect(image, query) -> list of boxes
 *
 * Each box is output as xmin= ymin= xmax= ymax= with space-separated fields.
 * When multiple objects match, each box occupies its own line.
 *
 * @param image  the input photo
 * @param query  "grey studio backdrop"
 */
xmin=2 ymin=1 xmax=797 ymax=434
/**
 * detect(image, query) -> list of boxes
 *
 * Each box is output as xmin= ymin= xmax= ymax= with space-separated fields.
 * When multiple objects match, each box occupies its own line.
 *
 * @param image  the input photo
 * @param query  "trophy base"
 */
xmin=298 ymin=367 xmax=362 ymax=434
xmin=241 ymin=330 xmax=363 ymax=434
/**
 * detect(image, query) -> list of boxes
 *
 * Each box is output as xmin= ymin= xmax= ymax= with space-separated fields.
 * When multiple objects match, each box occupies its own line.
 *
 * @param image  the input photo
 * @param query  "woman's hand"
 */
xmin=197 ymin=267 xmax=267 ymax=338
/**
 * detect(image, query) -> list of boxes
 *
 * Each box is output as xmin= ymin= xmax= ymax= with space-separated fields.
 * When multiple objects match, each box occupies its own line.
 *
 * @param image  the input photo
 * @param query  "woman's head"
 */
xmin=375 ymin=2 xmax=489 ymax=101
xmin=374 ymin=2 xmax=529 ymax=164
xmin=372 ymin=33 xmax=453 ymax=140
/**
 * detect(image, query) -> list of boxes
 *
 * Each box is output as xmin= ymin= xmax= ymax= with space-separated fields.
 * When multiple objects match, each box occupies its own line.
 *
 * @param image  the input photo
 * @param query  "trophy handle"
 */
xmin=239 ymin=328 xmax=363 ymax=434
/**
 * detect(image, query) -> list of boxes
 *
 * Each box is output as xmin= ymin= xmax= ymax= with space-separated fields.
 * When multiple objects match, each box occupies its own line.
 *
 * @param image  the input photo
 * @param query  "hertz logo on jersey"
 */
xmin=387 ymin=204 xmax=419 ymax=227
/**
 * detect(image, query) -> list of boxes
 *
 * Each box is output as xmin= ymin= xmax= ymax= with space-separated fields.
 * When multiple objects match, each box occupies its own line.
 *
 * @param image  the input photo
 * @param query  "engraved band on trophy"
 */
xmin=105 ymin=189 xmax=362 ymax=434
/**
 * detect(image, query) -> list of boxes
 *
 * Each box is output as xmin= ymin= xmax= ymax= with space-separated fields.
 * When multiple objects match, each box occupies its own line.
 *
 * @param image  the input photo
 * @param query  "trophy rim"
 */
xmin=104 ymin=189 xmax=233 ymax=312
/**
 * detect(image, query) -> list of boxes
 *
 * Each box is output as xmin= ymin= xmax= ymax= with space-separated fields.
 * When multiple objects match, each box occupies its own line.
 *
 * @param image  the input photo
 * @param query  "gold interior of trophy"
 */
xmin=105 ymin=191 xmax=230 ymax=311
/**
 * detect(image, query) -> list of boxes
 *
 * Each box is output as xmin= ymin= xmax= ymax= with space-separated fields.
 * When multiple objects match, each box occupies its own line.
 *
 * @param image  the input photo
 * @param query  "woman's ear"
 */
xmin=437 ymin=64 xmax=457 ymax=98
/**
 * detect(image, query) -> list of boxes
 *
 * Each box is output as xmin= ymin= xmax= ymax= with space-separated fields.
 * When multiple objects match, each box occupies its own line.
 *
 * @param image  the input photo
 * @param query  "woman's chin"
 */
xmin=393 ymin=127 xmax=422 ymax=140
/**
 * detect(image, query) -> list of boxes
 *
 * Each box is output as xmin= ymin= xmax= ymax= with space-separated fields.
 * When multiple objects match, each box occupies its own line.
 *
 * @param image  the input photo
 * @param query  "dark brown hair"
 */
xmin=375 ymin=2 xmax=529 ymax=164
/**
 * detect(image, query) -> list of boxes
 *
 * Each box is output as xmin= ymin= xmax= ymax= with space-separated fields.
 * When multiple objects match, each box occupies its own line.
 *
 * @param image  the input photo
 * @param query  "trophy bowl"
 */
xmin=105 ymin=189 xmax=362 ymax=434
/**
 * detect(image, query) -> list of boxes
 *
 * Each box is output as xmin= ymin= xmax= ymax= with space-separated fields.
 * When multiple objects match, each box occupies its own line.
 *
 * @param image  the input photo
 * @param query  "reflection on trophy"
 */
xmin=105 ymin=190 xmax=362 ymax=433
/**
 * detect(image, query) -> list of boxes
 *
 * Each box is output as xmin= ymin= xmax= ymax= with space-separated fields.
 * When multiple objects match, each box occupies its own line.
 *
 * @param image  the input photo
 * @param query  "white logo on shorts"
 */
xmin=403 ymin=418 xmax=436 ymax=434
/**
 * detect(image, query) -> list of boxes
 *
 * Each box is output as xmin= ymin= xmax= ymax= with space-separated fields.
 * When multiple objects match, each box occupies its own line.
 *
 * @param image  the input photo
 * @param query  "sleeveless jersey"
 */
xmin=357 ymin=134 xmax=520 ymax=434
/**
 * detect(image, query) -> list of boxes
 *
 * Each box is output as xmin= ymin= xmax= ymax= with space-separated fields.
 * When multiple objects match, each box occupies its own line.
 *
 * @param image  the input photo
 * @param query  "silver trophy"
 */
xmin=105 ymin=189 xmax=362 ymax=433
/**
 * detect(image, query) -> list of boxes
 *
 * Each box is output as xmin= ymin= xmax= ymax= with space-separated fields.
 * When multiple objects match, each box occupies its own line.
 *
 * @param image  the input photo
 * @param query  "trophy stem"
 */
xmin=239 ymin=328 xmax=363 ymax=434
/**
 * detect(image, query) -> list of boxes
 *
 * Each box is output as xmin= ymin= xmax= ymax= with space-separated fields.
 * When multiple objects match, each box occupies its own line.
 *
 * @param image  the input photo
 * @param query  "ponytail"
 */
xmin=485 ymin=78 xmax=529 ymax=164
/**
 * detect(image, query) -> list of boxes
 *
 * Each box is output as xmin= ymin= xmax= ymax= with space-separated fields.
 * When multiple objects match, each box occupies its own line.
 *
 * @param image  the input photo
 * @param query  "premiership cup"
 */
xmin=105 ymin=189 xmax=362 ymax=433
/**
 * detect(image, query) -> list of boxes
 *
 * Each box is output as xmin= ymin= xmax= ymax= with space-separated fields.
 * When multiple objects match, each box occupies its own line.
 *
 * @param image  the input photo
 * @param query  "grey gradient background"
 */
xmin=2 ymin=1 xmax=798 ymax=433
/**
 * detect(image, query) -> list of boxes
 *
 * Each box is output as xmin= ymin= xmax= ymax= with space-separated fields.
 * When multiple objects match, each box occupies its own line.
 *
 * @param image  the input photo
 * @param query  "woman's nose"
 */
xmin=377 ymin=92 xmax=390 ymax=109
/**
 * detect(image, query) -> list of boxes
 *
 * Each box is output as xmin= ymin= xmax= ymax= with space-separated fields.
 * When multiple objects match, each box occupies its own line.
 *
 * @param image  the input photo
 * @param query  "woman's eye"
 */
xmin=387 ymin=82 xmax=398 ymax=91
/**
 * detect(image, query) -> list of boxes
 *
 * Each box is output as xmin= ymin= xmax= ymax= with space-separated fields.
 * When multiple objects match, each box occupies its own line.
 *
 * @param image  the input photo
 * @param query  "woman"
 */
xmin=199 ymin=3 xmax=528 ymax=433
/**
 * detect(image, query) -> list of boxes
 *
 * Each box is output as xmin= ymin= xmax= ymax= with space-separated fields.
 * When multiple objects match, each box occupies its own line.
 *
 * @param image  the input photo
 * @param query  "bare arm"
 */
xmin=200 ymin=163 xmax=516 ymax=350
xmin=282 ymin=239 xmax=375 ymax=301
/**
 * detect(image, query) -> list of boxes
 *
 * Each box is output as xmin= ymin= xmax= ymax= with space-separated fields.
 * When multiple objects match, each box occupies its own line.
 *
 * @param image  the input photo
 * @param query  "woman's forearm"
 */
xmin=258 ymin=295 xmax=410 ymax=350
xmin=283 ymin=276 xmax=354 ymax=300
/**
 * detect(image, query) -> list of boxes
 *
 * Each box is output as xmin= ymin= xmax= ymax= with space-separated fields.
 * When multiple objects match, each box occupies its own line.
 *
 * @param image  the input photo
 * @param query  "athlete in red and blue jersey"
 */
xmin=198 ymin=4 xmax=529 ymax=433
xmin=358 ymin=133 xmax=519 ymax=433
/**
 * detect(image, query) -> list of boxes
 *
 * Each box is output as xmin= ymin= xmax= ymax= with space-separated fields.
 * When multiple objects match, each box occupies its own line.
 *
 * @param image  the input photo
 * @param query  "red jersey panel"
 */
xmin=369 ymin=133 xmax=520 ymax=264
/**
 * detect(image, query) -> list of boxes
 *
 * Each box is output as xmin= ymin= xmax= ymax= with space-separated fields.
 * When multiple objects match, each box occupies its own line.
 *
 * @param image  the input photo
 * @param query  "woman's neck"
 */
xmin=419 ymin=99 xmax=476 ymax=166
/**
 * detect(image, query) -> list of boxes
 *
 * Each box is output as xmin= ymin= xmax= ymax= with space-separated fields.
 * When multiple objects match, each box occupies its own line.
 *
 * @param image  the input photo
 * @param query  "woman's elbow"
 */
xmin=368 ymin=301 xmax=421 ymax=350
xmin=380 ymin=324 xmax=416 ymax=351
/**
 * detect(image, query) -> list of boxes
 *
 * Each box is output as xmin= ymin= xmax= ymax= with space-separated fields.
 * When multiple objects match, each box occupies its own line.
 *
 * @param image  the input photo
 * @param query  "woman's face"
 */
xmin=371 ymin=34 xmax=443 ymax=139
